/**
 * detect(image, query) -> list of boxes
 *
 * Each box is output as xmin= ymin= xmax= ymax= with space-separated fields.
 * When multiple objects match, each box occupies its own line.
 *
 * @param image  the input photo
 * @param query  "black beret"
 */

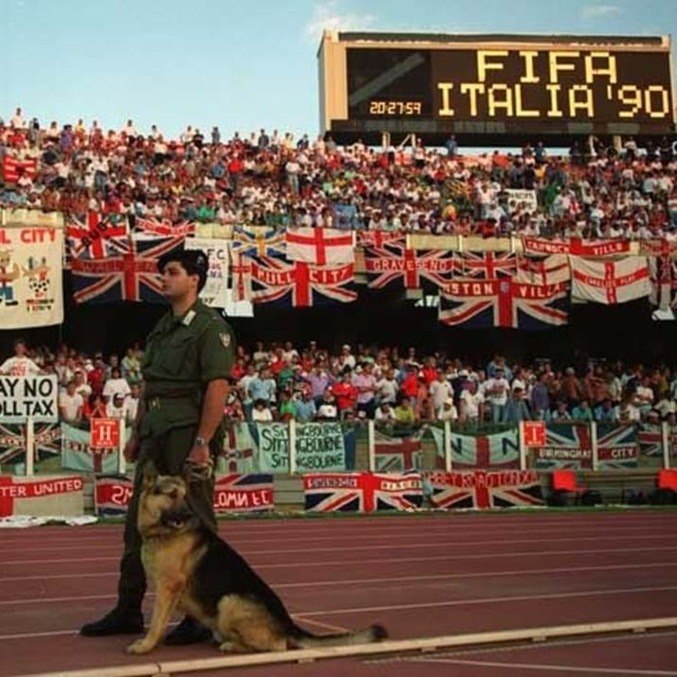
xmin=157 ymin=248 xmax=208 ymax=291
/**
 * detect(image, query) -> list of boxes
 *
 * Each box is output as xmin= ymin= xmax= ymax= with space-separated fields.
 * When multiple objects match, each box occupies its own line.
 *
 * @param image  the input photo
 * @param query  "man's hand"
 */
xmin=187 ymin=440 xmax=210 ymax=466
xmin=124 ymin=435 xmax=140 ymax=462
xmin=184 ymin=439 xmax=213 ymax=481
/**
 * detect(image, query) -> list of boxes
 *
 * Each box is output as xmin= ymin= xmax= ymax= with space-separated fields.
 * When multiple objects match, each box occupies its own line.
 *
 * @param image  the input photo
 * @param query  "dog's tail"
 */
xmin=288 ymin=623 xmax=388 ymax=649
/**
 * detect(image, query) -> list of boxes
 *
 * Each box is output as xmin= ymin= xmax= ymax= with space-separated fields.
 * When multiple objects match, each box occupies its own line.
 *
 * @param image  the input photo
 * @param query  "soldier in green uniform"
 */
xmin=81 ymin=249 xmax=235 ymax=644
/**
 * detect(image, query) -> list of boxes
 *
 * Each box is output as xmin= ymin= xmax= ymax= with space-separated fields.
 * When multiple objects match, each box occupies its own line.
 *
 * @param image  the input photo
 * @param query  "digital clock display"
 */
xmin=346 ymin=46 xmax=674 ymax=129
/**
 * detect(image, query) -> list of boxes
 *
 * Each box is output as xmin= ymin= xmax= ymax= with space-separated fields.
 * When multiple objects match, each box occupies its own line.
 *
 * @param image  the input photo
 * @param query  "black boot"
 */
xmin=80 ymin=606 xmax=144 ymax=636
xmin=164 ymin=616 xmax=212 ymax=645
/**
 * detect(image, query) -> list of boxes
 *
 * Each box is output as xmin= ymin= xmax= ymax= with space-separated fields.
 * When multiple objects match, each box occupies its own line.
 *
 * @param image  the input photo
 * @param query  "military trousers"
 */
xmin=116 ymin=425 xmax=217 ymax=614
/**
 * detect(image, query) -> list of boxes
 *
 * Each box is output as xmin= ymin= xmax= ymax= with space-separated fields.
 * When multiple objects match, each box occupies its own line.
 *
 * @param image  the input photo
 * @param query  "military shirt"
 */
xmin=138 ymin=299 xmax=235 ymax=437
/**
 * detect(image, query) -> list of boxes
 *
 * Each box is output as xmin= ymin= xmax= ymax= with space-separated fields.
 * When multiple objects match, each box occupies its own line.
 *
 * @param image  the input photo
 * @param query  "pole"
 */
xmin=288 ymin=419 xmax=297 ymax=475
xmin=25 ymin=417 xmax=35 ymax=477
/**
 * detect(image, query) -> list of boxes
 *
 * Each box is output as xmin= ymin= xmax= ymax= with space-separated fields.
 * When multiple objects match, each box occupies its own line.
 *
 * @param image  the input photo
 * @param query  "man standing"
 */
xmin=80 ymin=249 xmax=235 ymax=645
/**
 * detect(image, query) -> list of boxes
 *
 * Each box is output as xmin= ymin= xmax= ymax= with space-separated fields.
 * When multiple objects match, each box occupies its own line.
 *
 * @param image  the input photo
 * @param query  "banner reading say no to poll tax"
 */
xmin=0 ymin=227 xmax=63 ymax=328
xmin=0 ymin=376 xmax=59 ymax=423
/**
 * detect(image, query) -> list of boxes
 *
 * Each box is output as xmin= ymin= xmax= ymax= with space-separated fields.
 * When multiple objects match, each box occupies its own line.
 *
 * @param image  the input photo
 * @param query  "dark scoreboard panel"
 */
xmin=346 ymin=46 xmax=673 ymax=132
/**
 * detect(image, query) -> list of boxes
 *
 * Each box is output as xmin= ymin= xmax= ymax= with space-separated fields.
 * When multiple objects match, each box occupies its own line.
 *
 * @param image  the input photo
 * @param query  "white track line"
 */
xmin=299 ymin=585 xmax=677 ymax=616
xmin=3 ymin=545 xmax=677 ymax=582
xmin=366 ymin=630 xmax=677 ymax=663
xmin=3 ymin=582 xmax=677 ymax=610
xmin=4 ymin=524 xmax=672 ymax=554
xmin=3 ymin=562 xmax=677 ymax=600
xmin=0 ymin=532 xmax=671 ymax=565
xmin=409 ymin=657 xmax=677 ymax=675
xmin=3 ymin=514 xmax=674 ymax=545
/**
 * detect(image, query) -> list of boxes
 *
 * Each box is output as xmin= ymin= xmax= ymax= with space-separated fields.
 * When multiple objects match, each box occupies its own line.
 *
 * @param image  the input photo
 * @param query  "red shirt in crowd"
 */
xmin=331 ymin=381 xmax=358 ymax=411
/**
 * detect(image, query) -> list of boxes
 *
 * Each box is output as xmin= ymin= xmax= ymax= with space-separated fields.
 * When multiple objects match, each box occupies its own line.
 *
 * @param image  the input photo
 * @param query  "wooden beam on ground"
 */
xmin=30 ymin=616 xmax=677 ymax=677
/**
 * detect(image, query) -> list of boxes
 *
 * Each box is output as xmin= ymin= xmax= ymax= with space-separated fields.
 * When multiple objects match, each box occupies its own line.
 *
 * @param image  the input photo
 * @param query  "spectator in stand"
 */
xmin=616 ymin=398 xmax=641 ymax=423
xmin=102 ymin=367 xmax=131 ymax=402
xmin=248 ymin=366 xmax=275 ymax=409
xmin=437 ymin=398 xmax=458 ymax=422
xmin=530 ymin=373 xmax=551 ymax=421
xmin=58 ymin=380 xmax=84 ymax=425
xmin=394 ymin=395 xmax=417 ymax=425
xmin=594 ymin=398 xmax=618 ymax=422
xmin=87 ymin=355 xmax=106 ymax=397
xmin=562 ymin=367 xmax=584 ymax=409
xmin=375 ymin=400 xmax=396 ymax=422
xmin=121 ymin=348 xmax=142 ymax=383
xmin=571 ymin=399 xmax=594 ymax=422
xmin=338 ymin=344 xmax=356 ymax=372
xmin=551 ymin=400 xmax=573 ymax=421
xmin=106 ymin=393 xmax=128 ymax=419
xmin=84 ymin=392 xmax=107 ymax=423
xmin=375 ymin=367 xmax=399 ymax=406
xmin=316 ymin=389 xmax=338 ymax=421
xmin=277 ymin=390 xmax=296 ymax=421
xmin=484 ymin=366 xmax=510 ymax=422
xmin=73 ymin=369 xmax=92 ymax=401
xmin=332 ymin=370 xmax=359 ymax=418
xmin=0 ymin=339 xmax=41 ymax=376
xmin=352 ymin=363 xmax=377 ymax=419
xmin=634 ymin=376 xmax=655 ymax=417
xmin=429 ymin=369 xmax=454 ymax=415
xmin=459 ymin=379 xmax=485 ymax=423
xmin=502 ymin=387 xmax=533 ymax=423
xmin=294 ymin=390 xmax=317 ymax=423
xmin=251 ymin=398 xmax=273 ymax=422
xmin=307 ymin=363 xmax=332 ymax=405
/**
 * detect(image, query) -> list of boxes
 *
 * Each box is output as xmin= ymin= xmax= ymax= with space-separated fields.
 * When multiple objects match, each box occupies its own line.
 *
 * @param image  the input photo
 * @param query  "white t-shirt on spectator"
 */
xmin=103 ymin=378 xmax=131 ymax=400
xmin=483 ymin=377 xmax=510 ymax=405
xmin=58 ymin=392 xmax=83 ymax=422
xmin=460 ymin=390 xmax=485 ymax=418
xmin=106 ymin=400 xmax=127 ymax=419
xmin=251 ymin=407 xmax=273 ymax=422
xmin=0 ymin=356 xmax=41 ymax=376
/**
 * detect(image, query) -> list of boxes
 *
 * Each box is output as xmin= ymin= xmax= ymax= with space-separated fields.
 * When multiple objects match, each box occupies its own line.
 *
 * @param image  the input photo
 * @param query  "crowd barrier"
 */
xmin=1 ymin=418 xmax=675 ymax=478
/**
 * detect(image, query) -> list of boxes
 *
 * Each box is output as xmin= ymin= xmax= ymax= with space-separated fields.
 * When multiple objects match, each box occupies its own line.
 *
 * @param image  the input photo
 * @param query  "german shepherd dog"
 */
xmin=126 ymin=465 xmax=387 ymax=655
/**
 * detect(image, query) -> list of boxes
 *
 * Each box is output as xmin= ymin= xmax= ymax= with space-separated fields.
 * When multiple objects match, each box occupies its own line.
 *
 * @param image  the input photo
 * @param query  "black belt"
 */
xmin=145 ymin=395 xmax=197 ymax=409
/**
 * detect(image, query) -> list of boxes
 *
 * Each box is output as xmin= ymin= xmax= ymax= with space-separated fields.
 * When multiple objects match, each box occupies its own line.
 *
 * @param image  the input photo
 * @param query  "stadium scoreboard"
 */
xmin=318 ymin=32 xmax=674 ymax=144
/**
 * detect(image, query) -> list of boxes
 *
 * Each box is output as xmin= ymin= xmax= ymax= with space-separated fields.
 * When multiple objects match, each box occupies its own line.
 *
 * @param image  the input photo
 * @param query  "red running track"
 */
xmin=0 ymin=511 xmax=676 ymax=676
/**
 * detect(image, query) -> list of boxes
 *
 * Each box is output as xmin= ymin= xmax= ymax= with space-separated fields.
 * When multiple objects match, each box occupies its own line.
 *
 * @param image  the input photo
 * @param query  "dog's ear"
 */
xmin=141 ymin=460 xmax=158 ymax=489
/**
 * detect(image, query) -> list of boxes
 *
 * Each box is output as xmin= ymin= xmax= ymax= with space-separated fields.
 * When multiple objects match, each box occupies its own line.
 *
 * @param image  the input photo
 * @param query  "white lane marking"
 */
xmin=3 ymin=557 xmax=677 ymax=586
xmin=0 ymin=532 xmax=671 ymax=565
xmin=409 ymin=657 xmax=677 ymax=675
xmin=4 ymin=561 xmax=677 ymax=604
xmin=298 ymin=585 xmax=677 ymax=616
xmin=3 ymin=523 xmax=672 ymax=552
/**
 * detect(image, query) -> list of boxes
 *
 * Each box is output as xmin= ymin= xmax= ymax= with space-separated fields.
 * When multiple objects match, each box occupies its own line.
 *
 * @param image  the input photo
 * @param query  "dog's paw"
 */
xmin=126 ymin=639 xmax=153 ymax=655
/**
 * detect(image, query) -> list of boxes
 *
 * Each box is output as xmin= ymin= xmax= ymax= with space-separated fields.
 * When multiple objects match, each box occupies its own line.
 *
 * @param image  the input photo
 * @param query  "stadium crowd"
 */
xmin=1 ymin=108 xmax=677 ymax=240
xmin=1 ymin=338 xmax=675 ymax=429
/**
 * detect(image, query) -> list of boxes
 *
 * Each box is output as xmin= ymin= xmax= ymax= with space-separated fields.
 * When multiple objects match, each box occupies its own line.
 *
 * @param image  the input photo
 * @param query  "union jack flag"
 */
xmin=66 ymin=212 xmax=128 ymax=260
xmin=374 ymin=430 xmax=424 ymax=471
xmin=453 ymin=251 xmax=516 ymax=279
xmin=532 ymin=422 xmax=638 ymax=470
xmin=0 ymin=424 xmax=60 ymax=466
xmin=230 ymin=251 xmax=254 ymax=302
xmin=231 ymin=225 xmax=286 ymax=258
xmin=423 ymin=470 xmax=544 ymax=509
xmin=304 ymin=473 xmax=364 ymax=512
xmin=134 ymin=217 xmax=195 ymax=239
xmin=364 ymin=244 xmax=454 ymax=291
xmin=213 ymin=473 xmax=274 ymax=513
xmin=532 ymin=423 xmax=593 ymax=470
xmin=637 ymin=423 xmax=671 ymax=459
xmin=249 ymin=256 xmax=357 ymax=307
xmin=365 ymin=473 xmax=424 ymax=511
xmin=356 ymin=230 xmax=405 ymax=248
xmin=439 ymin=278 xmax=569 ymax=329
xmin=596 ymin=422 xmax=639 ymax=470
xmin=70 ymin=234 xmax=182 ymax=304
